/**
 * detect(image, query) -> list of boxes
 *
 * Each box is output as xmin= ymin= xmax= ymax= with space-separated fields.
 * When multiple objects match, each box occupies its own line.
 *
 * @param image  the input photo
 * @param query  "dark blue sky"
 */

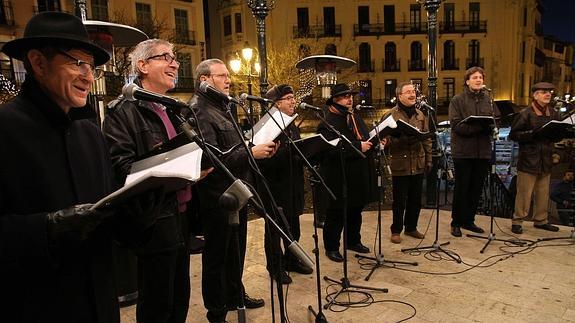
xmin=541 ymin=0 xmax=575 ymax=43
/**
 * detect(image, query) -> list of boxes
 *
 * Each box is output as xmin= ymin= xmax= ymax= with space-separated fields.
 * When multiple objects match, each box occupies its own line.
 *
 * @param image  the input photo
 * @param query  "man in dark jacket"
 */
xmin=103 ymin=39 xmax=192 ymax=323
xmin=0 ymin=12 xmax=119 ymax=323
xmin=509 ymin=82 xmax=561 ymax=234
xmin=192 ymin=58 xmax=275 ymax=322
xmin=550 ymin=169 xmax=574 ymax=225
xmin=317 ymin=83 xmax=377 ymax=262
xmin=448 ymin=66 xmax=499 ymax=237
xmin=386 ymin=82 xmax=433 ymax=244
xmin=260 ymin=84 xmax=313 ymax=284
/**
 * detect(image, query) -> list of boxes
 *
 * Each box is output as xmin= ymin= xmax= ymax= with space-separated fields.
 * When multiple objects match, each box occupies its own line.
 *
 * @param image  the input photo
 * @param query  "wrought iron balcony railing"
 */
xmin=439 ymin=20 xmax=487 ymax=34
xmin=293 ymin=24 xmax=342 ymax=38
xmin=382 ymin=58 xmax=401 ymax=72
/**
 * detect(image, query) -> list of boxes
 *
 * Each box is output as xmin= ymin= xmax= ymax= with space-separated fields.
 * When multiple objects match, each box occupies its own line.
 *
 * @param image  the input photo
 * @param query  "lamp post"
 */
xmin=247 ymin=0 xmax=275 ymax=97
xmin=295 ymin=54 xmax=356 ymax=99
xmin=229 ymin=43 xmax=261 ymax=122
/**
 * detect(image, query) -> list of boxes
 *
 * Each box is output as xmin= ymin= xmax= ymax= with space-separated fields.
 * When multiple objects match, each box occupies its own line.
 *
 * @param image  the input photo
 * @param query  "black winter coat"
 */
xmin=449 ymin=87 xmax=499 ymax=159
xmin=317 ymin=109 xmax=378 ymax=208
xmin=509 ymin=103 xmax=560 ymax=175
xmin=0 ymin=77 xmax=119 ymax=323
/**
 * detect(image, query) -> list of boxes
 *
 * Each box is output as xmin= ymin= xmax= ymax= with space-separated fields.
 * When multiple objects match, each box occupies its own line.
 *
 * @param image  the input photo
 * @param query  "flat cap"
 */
xmin=531 ymin=82 xmax=555 ymax=93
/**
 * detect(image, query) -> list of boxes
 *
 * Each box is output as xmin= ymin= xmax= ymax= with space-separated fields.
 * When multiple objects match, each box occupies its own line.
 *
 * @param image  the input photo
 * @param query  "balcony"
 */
xmin=382 ymin=58 xmax=401 ymax=72
xmin=439 ymin=20 xmax=487 ymax=34
xmin=441 ymin=58 xmax=460 ymax=70
xmin=292 ymin=24 xmax=342 ymax=38
xmin=357 ymin=59 xmax=375 ymax=73
xmin=171 ymin=76 xmax=194 ymax=92
xmin=0 ymin=1 xmax=14 ymax=26
xmin=353 ymin=22 xmax=427 ymax=37
xmin=174 ymin=29 xmax=197 ymax=45
xmin=408 ymin=59 xmax=426 ymax=72
xmin=466 ymin=57 xmax=484 ymax=69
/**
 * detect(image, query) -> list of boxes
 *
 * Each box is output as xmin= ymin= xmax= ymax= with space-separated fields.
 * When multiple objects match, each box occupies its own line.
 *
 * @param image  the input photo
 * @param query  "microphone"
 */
xmin=417 ymin=99 xmax=435 ymax=112
xmin=554 ymin=97 xmax=569 ymax=104
xmin=240 ymin=93 xmax=275 ymax=104
xmin=355 ymin=104 xmax=373 ymax=110
xmin=122 ymin=83 xmax=188 ymax=109
xmin=298 ymin=102 xmax=323 ymax=112
xmin=482 ymin=85 xmax=492 ymax=92
xmin=198 ymin=81 xmax=240 ymax=104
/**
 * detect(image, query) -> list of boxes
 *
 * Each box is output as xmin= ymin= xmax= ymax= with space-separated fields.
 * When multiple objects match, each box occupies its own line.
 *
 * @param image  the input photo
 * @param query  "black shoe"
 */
xmin=189 ymin=236 xmax=205 ymax=255
xmin=511 ymin=225 xmax=523 ymax=234
xmin=462 ymin=223 xmax=485 ymax=233
xmin=534 ymin=223 xmax=560 ymax=232
xmin=451 ymin=226 xmax=462 ymax=237
xmin=286 ymin=260 xmax=313 ymax=275
xmin=270 ymin=270 xmax=292 ymax=284
xmin=243 ymin=294 xmax=265 ymax=309
xmin=314 ymin=221 xmax=324 ymax=228
xmin=325 ymin=250 xmax=344 ymax=262
xmin=347 ymin=243 xmax=370 ymax=254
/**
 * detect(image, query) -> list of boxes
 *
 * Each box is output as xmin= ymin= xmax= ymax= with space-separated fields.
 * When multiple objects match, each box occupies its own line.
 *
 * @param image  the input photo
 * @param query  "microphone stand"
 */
xmin=401 ymin=105 xmax=461 ymax=263
xmin=356 ymin=122 xmax=418 ymax=281
xmin=253 ymin=102 xmax=337 ymax=323
xmin=315 ymin=110 xmax=388 ymax=311
xmin=465 ymin=91 xmax=524 ymax=252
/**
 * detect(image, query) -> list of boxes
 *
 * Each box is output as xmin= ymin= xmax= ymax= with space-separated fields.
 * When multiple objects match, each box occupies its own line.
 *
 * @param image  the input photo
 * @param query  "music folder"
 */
xmin=293 ymin=134 xmax=341 ymax=159
xmin=245 ymin=107 xmax=298 ymax=145
xmin=534 ymin=119 xmax=574 ymax=141
xmin=388 ymin=119 xmax=430 ymax=138
xmin=91 ymin=142 xmax=203 ymax=210
xmin=460 ymin=115 xmax=496 ymax=128
xmin=368 ymin=114 xmax=397 ymax=144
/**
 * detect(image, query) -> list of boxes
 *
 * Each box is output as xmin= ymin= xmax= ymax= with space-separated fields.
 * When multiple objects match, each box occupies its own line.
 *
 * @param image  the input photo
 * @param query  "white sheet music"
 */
xmin=246 ymin=107 xmax=298 ymax=145
xmin=368 ymin=114 xmax=397 ymax=141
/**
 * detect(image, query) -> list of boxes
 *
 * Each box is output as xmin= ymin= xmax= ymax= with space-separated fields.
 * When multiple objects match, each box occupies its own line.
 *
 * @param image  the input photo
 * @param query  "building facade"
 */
xmin=208 ymin=0 xmax=575 ymax=111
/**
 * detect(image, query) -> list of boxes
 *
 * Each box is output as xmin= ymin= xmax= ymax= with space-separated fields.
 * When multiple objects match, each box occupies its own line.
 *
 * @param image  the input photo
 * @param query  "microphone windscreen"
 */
xmin=240 ymin=93 xmax=249 ymax=100
xmin=199 ymin=81 xmax=210 ymax=93
xmin=122 ymin=83 xmax=139 ymax=101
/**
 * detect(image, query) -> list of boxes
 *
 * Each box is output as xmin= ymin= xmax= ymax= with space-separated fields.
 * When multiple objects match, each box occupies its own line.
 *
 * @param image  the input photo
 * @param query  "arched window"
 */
xmin=468 ymin=39 xmax=481 ymax=68
xmin=384 ymin=42 xmax=398 ymax=71
xmin=443 ymin=40 xmax=456 ymax=69
xmin=358 ymin=42 xmax=372 ymax=72
xmin=409 ymin=41 xmax=424 ymax=71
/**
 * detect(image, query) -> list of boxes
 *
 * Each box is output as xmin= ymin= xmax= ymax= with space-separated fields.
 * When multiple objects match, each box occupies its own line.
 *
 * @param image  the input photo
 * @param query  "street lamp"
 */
xmin=229 ymin=43 xmax=261 ymax=122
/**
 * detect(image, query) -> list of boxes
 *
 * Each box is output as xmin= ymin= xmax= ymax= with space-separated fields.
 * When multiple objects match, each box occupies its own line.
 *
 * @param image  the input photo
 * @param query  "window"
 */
xmin=358 ymin=6 xmax=369 ymax=33
xmin=519 ymin=73 xmax=524 ymax=98
xmin=174 ymin=9 xmax=191 ymax=44
xmin=443 ymin=40 xmax=456 ymax=69
xmin=468 ymin=40 xmax=480 ymax=66
xmin=0 ymin=0 xmax=14 ymax=25
xmin=235 ymin=13 xmax=242 ymax=33
xmin=523 ymin=6 xmax=527 ymax=26
xmin=555 ymin=43 xmax=565 ymax=54
xmin=444 ymin=3 xmax=455 ymax=31
xmin=0 ymin=50 xmax=13 ymax=80
xmin=223 ymin=15 xmax=232 ymax=36
xmin=175 ymin=53 xmax=193 ymax=90
xmin=384 ymin=79 xmax=397 ymax=106
xmin=135 ymin=2 xmax=152 ymax=26
xmin=411 ymin=79 xmax=423 ymax=93
xmin=91 ymin=0 xmax=108 ymax=21
xmin=521 ymin=41 xmax=525 ymax=63
xmin=384 ymin=42 xmax=398 ymax=71
xmin=443 ymin=78 xmax=455 ymax=100
xmin=383 ymin=5 xmax=395 ymax=33
xmin=410 ymin=41 xmax=424 ymax=70
xmin=325 ymin=44 xmax=337 ymax=56
xmin=469 ymin=2 xmax=480 ymax=30
xmin=359 ymin=80 xmax=372 ymax=105
xmin=410 ymin=4 xmax=421 ymax=31
xmin=37 ymin=0 xmax=60 ymax=12
xmin=297 ymin=7 xmax=309 ymax=36
xmin=323 ymin=7 xmax=335 ymax=36
xmin=358 ymin=42 xmax=372 ymax=72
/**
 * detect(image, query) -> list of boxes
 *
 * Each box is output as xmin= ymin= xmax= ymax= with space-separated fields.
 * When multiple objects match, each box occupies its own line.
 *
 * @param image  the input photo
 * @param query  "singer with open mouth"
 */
xmin=448 ymin=66 xmax=500 ymax=238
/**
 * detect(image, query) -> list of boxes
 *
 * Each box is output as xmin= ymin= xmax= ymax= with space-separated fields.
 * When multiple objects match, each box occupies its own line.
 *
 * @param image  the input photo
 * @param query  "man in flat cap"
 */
xmin=509 ymin=82 xmax=561 ymax=234
xmin=0 ymin=12 xmax=161 ymax=323
xmin=316 ymin=83 xmax=377 ymax=262
xmin=259 ymin=84 xmax=312 ymax=284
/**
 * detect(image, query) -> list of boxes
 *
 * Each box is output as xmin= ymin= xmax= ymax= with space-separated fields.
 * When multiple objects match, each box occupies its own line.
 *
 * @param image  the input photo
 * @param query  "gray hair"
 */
xmin=129 ymin=39 xmax=174 ymax=77
xmin=194 ymin=58 xmax=225 ymax=88
xmin=395 ymin=81 xmax=414 ymax=97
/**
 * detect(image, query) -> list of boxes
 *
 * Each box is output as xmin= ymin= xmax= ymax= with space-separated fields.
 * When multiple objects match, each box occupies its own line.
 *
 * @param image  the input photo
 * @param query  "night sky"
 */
xmin=541 ymin=0 xmax=575 ymax=43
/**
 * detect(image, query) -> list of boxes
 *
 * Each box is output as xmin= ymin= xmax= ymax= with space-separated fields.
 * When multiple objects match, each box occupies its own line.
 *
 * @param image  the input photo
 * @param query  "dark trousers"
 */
xmin=451 ymin=158 xmax=489 ymax=227
xmin=323 ymin=205 xmax=364 ymax=251
xmin=391 ymin=174 xmax=424 ymax=234
xmin=135 ymin=246 xmax=190 ymax=323
xmin=264 ymin=207 xmax=301 ymax=273
xmin=202 ymin=208 xmax=248 ymax=322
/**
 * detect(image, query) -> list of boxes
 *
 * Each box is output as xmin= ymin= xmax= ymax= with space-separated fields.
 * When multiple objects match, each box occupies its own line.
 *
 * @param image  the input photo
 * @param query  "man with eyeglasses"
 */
xmin=103 ymin=39 xmax=193 ymax=323
xmin=0 ymin=12 xmax=138 ymax=322
xmin=385 ymin=82 xmax=432 ymax=244
xmin=259 ymin=84 xmax=313 ymax=284
xmin=191 ymin=58 xmax=274 ymax=323
xmin=509 ymin=82 xmax=561 ymax=234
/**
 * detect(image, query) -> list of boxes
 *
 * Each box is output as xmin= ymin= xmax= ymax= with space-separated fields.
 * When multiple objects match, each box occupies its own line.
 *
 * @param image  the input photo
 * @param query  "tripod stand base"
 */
xmin=322 ymin=275 xmax=388 ymax=309
xmin=355 ymin=253 xmax=418 ymax=281
xmin=308 ymin=305 xmax=328 ymax=323
xmin=401 ymin=240 xmax=461 ymax=263
xmin=467 ymin=232 xmax=526 ymax=253
xmin=537 ymin=229 xmax=575 ymax=242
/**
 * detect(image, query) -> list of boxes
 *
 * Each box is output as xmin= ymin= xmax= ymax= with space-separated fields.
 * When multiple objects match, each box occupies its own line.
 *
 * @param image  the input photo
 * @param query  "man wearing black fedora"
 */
xmin=316 ymin=83 xmax=378 ymax=262
xmin=0 ymin=12 xmax=161 ymax=323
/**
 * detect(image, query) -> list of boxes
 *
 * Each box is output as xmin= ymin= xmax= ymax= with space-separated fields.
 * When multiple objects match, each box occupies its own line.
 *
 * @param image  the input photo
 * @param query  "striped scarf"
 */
xmin=328 ymin=103 xmax=366 ymax=140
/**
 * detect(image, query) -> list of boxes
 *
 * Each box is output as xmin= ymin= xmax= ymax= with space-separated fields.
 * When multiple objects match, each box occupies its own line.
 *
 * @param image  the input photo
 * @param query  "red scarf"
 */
xmin=328 ymin=105 xmax=364 ymax=140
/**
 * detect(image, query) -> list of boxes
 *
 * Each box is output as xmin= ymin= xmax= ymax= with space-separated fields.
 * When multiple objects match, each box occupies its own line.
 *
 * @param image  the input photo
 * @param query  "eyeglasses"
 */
xmin=337 ymin=93 xmax=353 ymax=99
xmin=401 ymin=90 xmax=416 ymax=95
xmin=210 ymin=73 xmax=231 ymax=79
xmin=146 ymin=52 xmax=179 ymax=65
xmin=56 ymin=49 xmax=104 ymax=80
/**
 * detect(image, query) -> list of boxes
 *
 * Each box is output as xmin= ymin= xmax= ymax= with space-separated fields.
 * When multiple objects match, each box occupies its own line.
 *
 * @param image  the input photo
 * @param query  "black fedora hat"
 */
xmin=2 ymin=11 xmax=110 ymax=66
xmin=327 ymin=83 xmax=358 ymax=104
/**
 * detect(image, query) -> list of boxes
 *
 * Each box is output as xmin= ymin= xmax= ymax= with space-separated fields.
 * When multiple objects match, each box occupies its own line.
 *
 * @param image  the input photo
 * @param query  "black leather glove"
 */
xmin=46 ymin=204 xmax=108 ymax=242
